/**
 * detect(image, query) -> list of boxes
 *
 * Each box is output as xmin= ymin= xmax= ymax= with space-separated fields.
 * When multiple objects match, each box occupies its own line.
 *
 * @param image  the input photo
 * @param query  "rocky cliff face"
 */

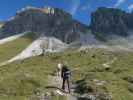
xmin=0 ymin=22 xmax=4 ymax=28
xmin=2 ymin=7 xmax=133 ymax=43
xmin=90 ymin=7 xmax=133 ymax=38
xmin=1 ymin=7 xmax=88 ymax=43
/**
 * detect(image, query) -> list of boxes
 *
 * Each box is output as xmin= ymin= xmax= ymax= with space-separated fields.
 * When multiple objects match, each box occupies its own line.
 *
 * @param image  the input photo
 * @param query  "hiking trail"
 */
xmin=47 ymin=73 xmax=77 ymax=100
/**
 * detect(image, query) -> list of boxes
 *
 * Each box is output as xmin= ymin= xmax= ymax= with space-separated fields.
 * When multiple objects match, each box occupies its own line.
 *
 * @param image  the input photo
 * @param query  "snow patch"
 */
xmin=0 ymin=32 xmax=28 ymax=45
xmin=8 ymin=37 xmax=68 ymax=63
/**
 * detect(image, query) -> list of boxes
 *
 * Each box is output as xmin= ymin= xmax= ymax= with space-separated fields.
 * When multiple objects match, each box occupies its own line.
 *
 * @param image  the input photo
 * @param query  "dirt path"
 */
xmin=47 ymin=74 xmax=77 ymax=100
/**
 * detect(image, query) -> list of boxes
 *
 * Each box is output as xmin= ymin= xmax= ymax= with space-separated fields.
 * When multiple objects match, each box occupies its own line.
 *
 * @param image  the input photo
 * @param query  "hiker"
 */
xmin=57 ymin=63 xmax=62 ymax=76
xmin=61 ymin=65 xmax=71 ymax=93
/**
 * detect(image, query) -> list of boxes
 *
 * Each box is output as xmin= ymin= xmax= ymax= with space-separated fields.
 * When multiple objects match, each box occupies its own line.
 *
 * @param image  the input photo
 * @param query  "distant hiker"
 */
xmin=57 ymin=63 xmax=62 ymax=76
xmin=61 ymin=65 xmax=71 ymax=93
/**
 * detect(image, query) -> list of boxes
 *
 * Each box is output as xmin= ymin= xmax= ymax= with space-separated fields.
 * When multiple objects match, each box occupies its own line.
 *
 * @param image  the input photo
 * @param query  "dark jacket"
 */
xmin=61 ymin=66 xmax=71 ymax=79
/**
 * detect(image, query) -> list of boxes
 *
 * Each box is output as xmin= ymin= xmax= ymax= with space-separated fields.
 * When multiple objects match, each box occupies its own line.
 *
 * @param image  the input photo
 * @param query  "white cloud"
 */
xmin=70 ymin=0 xmax=80 ymax=15
xmin=79 ymin=3 xmax=90 ymax=11
xmin=128 ymin=4 xmax=133 ymax=12
xmin=114 ymin=0 xmax=126 ymax=7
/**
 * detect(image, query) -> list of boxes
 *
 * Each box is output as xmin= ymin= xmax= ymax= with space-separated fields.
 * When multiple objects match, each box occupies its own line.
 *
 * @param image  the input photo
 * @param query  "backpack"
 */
xmin=62 ymin=66 xmax=71 ymax=79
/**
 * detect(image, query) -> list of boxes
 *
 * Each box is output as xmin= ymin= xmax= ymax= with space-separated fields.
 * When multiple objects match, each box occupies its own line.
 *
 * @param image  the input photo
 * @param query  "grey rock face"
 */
xmin=90 ymin=7 xmax=133 ymax=38
xmin=1 ymin=7 xmax=88 ymax=44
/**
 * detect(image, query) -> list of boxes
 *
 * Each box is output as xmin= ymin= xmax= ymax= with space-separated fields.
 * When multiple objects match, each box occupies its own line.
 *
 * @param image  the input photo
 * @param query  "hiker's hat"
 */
xmin=58 ymin=63 xmax=62 ymax=69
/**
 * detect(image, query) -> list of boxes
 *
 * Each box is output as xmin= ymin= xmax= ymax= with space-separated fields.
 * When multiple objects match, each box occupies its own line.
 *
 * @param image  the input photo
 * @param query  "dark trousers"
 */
xmin=62 ymin=78 xmax=70 ymax=93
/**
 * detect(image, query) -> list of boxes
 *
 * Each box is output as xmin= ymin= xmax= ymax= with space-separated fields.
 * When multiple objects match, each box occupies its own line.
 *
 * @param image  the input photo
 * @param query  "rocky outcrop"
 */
xmin=90 ymin=7 xmax=133 ymax=38
xmin=1 ymin=7 xmax=88 ymax=43
xmin=0 ymin=22 xmax=4 ymax=29
xmin=3 ymin=6 xmax=133 ymax=43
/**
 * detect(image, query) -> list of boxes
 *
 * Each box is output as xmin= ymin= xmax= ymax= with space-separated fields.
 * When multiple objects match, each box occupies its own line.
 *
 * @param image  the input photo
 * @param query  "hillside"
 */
xmin=0 ymin=6 xmax=133 ymax=100
xmin=0 ymin=32 xmax=35 ymax=63
xmin=0 ymin=49 xmax=133 ymax=100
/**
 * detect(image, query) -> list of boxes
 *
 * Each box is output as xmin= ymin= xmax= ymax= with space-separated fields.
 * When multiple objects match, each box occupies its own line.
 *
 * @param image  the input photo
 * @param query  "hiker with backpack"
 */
xmin=61 ymin=64 xmax=71 ymax=93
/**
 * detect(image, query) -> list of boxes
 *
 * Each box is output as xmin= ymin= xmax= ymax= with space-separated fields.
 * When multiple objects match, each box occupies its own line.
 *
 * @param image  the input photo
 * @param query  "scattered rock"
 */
xmin=123 ymin=76 xmax=133 ymax=83
xmin=75 ymin=79 xmax=96 ymax=94
xmin=93 ymin=79 xmax=107 ymax=86
xmin=96 ymin=92 xmax=112 ymax=100
xmin=92 ymin=55 xmax=96 ymax=58
xmin=128 ymin=84 xmax=133 ymax=93
xmin=103 ymin=63 xmax=111 ymax=71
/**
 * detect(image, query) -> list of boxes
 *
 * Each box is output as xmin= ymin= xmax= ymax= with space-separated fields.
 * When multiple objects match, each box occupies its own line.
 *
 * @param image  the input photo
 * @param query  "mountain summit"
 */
xmin=1 ymin=7 xmax=133 ymax=44
xmin=1 ymin=6 xmax=88 ymax=44
xmin=90 ymin=7 xmax=133 ymax=38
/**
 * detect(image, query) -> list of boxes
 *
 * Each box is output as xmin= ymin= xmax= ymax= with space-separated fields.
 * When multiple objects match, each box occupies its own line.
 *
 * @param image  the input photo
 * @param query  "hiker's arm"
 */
xmin=61 ymin=70 xmax=63 ymax=78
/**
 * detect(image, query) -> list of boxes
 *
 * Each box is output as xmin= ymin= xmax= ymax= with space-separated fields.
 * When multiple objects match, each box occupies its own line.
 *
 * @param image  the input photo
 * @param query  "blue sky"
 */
xmin=0 ymin=0 xmax=133 ymax=25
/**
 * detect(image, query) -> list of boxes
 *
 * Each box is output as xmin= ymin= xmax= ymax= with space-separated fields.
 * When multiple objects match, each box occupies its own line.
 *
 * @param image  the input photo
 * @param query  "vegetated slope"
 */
xmin=0 ymin=32 xmax=35 ymax=63
xmin=0 ymin=49 xmax=133 ymax=100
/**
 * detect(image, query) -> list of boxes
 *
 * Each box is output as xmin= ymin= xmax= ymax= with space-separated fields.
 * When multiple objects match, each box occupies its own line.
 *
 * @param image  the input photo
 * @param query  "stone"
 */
xmin=123 ymin=76 xmax=133 ymax=83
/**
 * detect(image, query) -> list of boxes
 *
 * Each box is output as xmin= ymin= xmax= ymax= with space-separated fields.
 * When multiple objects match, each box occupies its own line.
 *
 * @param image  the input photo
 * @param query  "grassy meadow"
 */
xmin=0 ymin=48 xmax=132 ymax=99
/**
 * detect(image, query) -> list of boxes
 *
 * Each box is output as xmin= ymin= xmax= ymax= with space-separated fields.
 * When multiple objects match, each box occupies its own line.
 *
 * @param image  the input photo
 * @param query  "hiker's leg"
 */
xmin=57 ymin=69 xmax=61 ymax=77
xmin=57 ymin=70 xmax=59 ymax=76
xmin=62 ymin=78 xmax=65 ymax=90
xmin=67 ymin=79 xmax=70 ymax=93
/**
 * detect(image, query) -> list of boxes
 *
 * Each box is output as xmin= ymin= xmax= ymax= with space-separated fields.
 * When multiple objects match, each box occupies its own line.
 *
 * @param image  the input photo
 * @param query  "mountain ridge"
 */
xmin=90 ymin=7 xmax=133 ymax=39
xmin=1 ymin=6 xmax=89 ymax=44
xmin=1 ymin=6 xmax=133 ymax=44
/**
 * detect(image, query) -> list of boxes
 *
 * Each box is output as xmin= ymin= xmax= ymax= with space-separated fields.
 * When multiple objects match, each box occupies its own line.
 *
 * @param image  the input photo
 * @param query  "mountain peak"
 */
xmin=1 ymin=6 xmax=88 ymax=43
xmin=16 ymin=6 xmax=55 ymax=15
xmin=90 ymin=7 xmax=133 ymax=39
